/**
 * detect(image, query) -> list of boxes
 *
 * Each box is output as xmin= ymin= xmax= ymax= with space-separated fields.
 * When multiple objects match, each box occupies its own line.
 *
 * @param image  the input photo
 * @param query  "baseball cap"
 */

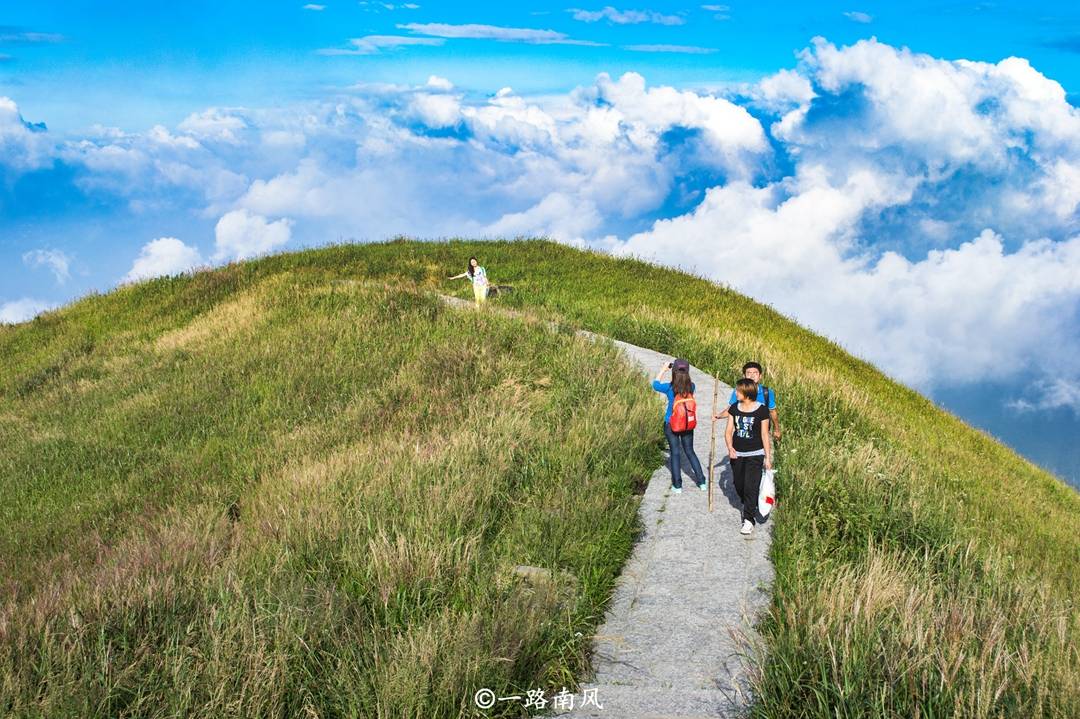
xmin=672 ymin=358 xmax=690 ymax=372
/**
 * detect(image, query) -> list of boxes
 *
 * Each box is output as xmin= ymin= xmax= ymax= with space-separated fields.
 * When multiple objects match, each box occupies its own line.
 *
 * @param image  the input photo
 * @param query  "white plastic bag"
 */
xmin=758 ymin=469 xmax=776 ymax=517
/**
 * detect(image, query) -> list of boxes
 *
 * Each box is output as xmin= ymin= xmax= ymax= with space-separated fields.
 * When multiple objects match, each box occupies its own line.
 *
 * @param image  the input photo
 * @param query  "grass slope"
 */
xmin=3 ymin=239 xmax=1079 ymax=717
xmin=0 ymin=269 xmax=658 ymax=717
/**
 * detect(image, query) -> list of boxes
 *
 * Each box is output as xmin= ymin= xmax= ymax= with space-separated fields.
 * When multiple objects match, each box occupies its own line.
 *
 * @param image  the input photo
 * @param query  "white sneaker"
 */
xmin=671 ymin=486 xmax=682 ymax=494
xmin=740 ymin=520 xmax=753 ymax=535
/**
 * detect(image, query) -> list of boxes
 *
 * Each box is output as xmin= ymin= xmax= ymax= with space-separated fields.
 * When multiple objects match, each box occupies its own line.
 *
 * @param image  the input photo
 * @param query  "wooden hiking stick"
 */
xmin=707 ymin=378 xmax=719 ymax=513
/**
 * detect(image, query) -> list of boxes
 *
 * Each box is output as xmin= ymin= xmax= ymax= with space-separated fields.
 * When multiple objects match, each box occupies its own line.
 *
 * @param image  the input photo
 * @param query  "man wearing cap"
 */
xmin=714 ymin=361 xmax=781 ymax=441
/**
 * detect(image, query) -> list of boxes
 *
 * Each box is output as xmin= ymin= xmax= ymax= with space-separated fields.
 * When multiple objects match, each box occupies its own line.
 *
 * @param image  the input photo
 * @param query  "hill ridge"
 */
xmin=2 ymin=240 xmax=1077 ymax=717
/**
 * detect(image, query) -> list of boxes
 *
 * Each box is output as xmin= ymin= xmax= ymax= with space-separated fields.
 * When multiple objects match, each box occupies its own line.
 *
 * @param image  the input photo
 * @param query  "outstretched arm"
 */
xmin=447 ymin=272 xmax=467 ymax=280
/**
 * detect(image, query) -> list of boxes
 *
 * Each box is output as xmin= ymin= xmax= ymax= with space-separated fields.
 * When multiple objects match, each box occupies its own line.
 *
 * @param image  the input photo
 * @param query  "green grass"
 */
xmin=0 ymin=269 xmax=659 ymax=717
xmin=2 ymin=238 xmax=1079 ymax=717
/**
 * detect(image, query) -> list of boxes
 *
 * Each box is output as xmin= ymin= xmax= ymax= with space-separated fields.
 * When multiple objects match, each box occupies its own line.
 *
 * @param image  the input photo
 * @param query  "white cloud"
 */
xmin=784 ymin=39 xmax=1080 ymax=167
xmin=148 ymin=124 xmax=201 ymax=149
xmin=123 ymin=237 xmax=204 ymax=282
xmin=409 ymin=92 xmax=462 ymax=127
xmin=701 ymin=4 xmax=729 ymax=19
xmin=318 ymin=34 xmax=444 ymax=55
xmin=615 ymin=173 xmax=1080 ymax=392
xmin=225 ymin=72 xmax=769 ymax=244
xmin=425 ymin=75 xmax=453 ymax=91
xmin=260 ymin=129 xmax=307 ymax=149
xmin=213 ymin=209 xmax=293 ymax=261
xmin=0 ymin=298 xmax=54 ymax=324
xmin=302 ymin=4 xmax=325 ymax=10
xmin=485 ymin=191 xmax=603 ymax=241
xmin=1035 ymin=158 xmax=1080 ymax=219
xmin=624 ymin=44 xmax=717 ymax=54
xmin=1009 ymin=378 xmax=1080 ymax=413
xmin=85 ymin=124 xmax=128 ymax=140
xmin=22 ymin=249 xmax=71 ymax=284
xmin=59 ymin=125 xmax=247 ymax=208
xmin=752 ymin=68 xmax=816 ymax=112
xmin=65 ymin=141 xmax=148 ymax=176
xmin=0 ymin=96 xmax=52 ymax=172
xmin=587 ymin=72 xmax=768 ymax=164
xmin=569 ymin=7 xmax=684 ymax=25
xmin=177 ymin=108 xmax=248 ymax=144
xmin=844 ymin=11 xmax=873 ymax=23
xmin=397 ymin=22 xmax=606 ymax=46
xmin=766 ymin=38 xmax=1080 ymax=245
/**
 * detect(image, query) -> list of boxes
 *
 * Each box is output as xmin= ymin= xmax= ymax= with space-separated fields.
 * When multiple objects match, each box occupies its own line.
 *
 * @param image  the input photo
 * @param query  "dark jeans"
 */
xmin=730 ymin=454 xmax=764 ymax=523
xmin=663 ymin=421 xmax=705 ymax=489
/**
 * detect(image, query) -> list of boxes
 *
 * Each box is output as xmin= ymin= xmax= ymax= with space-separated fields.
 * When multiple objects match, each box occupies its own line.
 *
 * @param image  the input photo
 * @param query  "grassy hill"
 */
xmin=2 ymin=239 xmax=1078 ymax=718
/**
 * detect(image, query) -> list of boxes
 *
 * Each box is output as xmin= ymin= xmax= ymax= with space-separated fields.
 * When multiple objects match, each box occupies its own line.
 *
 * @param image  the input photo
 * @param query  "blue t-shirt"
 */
xmin=652 ymin=380 xmax=696 ymax=423
xmin=729 ymin=386 xmax=776 ymax=410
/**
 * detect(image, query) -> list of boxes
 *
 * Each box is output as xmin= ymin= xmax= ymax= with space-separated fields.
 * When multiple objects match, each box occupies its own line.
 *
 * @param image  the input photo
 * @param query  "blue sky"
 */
xmin=2 ymin=1 xmax=1080 ymax=486
xmin=6 ymin=1 xmax=1080 ymax=132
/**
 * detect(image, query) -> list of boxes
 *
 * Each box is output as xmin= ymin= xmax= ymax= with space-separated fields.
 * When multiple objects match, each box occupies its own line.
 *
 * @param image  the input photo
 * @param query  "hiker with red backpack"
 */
xmin=652 ymin=358 xmax=707 ymax=494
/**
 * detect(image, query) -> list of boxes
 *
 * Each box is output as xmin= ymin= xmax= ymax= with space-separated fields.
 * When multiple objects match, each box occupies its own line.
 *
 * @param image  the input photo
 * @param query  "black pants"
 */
xmin=730 ymin=454 xmax=764 ymax=524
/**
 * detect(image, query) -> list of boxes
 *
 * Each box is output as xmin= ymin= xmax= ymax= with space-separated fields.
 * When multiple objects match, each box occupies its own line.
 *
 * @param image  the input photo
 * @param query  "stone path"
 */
xmin=561 ymin=340 xmax=773 ymax=719
xmin=437 ymin=294 xmax=773 ymax=718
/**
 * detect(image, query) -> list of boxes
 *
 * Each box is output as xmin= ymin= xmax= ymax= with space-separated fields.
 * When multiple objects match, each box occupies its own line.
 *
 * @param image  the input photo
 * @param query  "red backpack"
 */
xmin=670 ymin=393 xmax=697 ymax=432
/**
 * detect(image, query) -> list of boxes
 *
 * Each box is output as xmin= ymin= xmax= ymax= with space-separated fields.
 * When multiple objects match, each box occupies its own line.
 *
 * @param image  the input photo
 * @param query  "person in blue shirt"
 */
xmin=714 ymin=361 xmax=781 ymax=441
xmin=652 ymin=357 xmax=707 ymax=494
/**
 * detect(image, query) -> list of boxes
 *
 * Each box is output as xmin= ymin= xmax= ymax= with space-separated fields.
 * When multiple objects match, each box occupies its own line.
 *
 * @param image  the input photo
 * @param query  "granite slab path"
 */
xmin=561 ymin=339 xmax=773 ymax=719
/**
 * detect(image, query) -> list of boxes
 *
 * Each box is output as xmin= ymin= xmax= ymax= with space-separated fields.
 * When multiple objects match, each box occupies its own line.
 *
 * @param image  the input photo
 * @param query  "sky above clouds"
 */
xmin=2 ymin=1 xmax=1080 ymax=483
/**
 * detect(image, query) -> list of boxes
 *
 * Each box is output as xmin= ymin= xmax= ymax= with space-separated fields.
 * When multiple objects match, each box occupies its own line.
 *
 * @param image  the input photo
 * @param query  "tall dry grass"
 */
xmin=0 ymin=273 xmax=659 ymax=717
